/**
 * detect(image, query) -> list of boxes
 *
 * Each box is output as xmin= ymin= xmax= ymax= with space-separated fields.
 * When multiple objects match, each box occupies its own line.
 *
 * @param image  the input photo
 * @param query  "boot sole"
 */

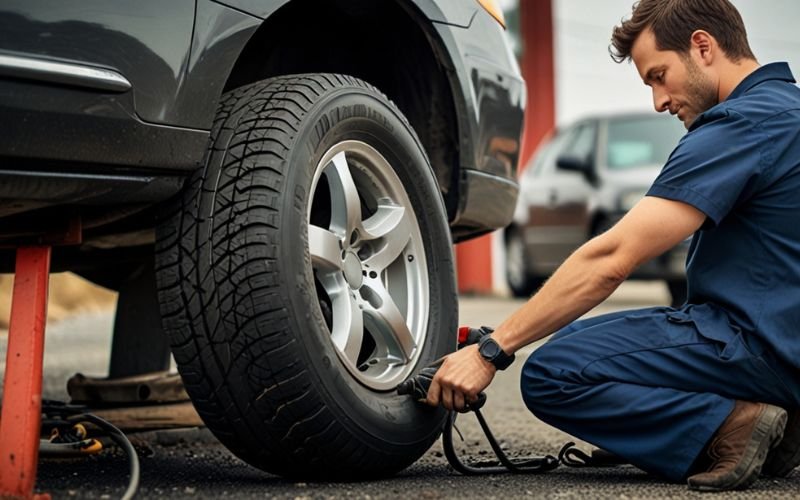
xmin=762 ymin=412 xmax=800 ymax=478
xmin=688 ymin=405 xmax=787 ymax=492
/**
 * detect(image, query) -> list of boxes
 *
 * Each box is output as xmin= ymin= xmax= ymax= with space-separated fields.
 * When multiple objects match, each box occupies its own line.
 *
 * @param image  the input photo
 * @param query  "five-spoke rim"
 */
xmin=308 ymin=141 xmax=429 ymax=390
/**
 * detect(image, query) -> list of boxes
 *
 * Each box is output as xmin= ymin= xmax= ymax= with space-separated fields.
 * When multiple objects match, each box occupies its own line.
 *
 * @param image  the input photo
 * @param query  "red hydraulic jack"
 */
xmin=0 ymin=217 xmax=80 ymax=499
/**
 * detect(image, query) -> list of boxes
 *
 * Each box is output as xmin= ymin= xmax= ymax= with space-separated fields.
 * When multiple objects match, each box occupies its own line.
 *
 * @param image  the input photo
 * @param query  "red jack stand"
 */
xmin=0 ymin=247 xmax=52 ymax=500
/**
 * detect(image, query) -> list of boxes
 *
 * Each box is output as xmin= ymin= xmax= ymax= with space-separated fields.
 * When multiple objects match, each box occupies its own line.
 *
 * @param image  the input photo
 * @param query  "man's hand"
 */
xmin=425 ymin=344 xmax=497 ymax=412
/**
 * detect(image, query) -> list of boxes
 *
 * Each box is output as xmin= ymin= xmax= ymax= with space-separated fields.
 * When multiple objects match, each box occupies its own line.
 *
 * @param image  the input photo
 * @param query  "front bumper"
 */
xmin=435 ymin=9 xmax=525 ymax=241
xmin=450 ymin=169 xmax=519 ymax=242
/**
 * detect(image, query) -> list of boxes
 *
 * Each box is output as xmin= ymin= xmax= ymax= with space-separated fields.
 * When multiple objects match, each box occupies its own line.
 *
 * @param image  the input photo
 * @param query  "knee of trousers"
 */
xmin=520 ymin=343 xmax=580 ymax=419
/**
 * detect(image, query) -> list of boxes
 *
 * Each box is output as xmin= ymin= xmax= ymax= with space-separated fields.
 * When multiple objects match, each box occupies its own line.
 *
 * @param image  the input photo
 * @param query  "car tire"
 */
xmin=155 ymin=74 xmax=457 ymax=479
xmin=504 ymin=227 xmax=543 ymax=297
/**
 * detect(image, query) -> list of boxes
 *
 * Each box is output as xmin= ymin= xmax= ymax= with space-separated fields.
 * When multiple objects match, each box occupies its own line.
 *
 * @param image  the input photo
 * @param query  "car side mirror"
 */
xmin=556 ymin=155 xmax=597 ymax=184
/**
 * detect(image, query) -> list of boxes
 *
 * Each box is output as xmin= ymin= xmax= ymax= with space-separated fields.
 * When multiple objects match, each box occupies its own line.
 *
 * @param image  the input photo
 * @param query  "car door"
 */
xmin=523 ymin=121 xmax=597 ymax=273
xmin=0 ymin=0 xmax=195 ymax=125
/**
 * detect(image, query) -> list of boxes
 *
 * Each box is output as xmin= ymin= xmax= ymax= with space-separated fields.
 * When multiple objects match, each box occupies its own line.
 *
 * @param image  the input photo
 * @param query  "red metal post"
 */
xmin=0 ymin=246 xmax=52 ymax=499
xmin=455 ymin=235 xmax=494 ymax=294
xmin=519 ymin=0 xmax=556 ymax=168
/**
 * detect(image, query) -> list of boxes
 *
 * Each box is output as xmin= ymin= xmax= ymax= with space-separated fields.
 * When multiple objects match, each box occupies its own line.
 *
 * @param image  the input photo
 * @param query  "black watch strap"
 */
xmin=478 ymin=334 xmax=515 ymax=370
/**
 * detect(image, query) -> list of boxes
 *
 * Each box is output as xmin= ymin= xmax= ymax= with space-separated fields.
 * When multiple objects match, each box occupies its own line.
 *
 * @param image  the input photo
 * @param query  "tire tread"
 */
xmin=156 ymin=74 xmax=432 ymax=478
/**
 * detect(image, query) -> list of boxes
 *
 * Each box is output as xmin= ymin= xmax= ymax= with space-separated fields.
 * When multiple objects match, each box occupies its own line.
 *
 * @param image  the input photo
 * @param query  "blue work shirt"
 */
xmin=647 ymin=62 xmax=800 ymax=372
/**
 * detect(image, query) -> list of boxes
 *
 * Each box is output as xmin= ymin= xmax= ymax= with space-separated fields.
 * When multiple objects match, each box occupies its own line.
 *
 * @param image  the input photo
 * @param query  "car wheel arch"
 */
xmin=219 ymin=0 xmax=466 ymax=221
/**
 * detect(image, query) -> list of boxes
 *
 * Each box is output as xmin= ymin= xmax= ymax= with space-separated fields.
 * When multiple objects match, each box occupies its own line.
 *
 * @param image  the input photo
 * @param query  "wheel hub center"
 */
xmin=343 ymin=251 xmax=363 ymax=289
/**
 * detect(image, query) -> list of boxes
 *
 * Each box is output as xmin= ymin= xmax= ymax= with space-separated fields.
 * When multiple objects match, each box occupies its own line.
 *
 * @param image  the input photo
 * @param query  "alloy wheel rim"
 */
xmin=308 ymin=140 xmax=429 ymax=390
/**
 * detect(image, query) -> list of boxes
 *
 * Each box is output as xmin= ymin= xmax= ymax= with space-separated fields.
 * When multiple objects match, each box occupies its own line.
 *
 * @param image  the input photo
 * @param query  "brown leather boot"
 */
xmin=687 ymin=401 xmax=787 ymax=491
xmin=762 ymin=408 xmax=800 ymax=477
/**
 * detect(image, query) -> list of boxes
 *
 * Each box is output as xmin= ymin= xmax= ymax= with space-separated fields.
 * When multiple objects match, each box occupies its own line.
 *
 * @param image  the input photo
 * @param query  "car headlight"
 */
xmin=619 ymin=190 xmax=648 ymax=211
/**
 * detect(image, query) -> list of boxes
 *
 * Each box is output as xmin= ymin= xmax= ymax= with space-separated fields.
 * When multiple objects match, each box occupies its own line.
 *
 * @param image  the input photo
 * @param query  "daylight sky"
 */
xmin=511 ymin=0 xmax=800 ymax=126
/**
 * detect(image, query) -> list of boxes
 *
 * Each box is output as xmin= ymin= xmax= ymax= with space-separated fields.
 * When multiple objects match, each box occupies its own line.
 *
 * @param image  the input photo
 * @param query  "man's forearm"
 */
xmin=489 ymin=196 xmax=705 ymax=355
xmin=492 ymin=235 xmax=631 ymax=354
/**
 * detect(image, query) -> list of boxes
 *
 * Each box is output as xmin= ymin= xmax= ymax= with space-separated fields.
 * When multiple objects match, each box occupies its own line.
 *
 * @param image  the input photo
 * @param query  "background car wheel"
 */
xmin=155 ymin=74 xmax=457 ymax=479
xmin=504 ymin=227 xmax=543 ymax=297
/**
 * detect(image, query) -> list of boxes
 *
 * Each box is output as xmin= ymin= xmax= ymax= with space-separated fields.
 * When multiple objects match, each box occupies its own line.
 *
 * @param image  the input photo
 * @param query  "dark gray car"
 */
xmin=0 ymin=0 xmax=524 ymax=479
xmin=505 ymin=112 xmax=688 ymax=306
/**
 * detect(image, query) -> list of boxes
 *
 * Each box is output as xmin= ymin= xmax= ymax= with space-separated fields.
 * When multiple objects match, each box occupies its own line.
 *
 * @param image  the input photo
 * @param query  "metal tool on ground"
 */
xmin=397 ymin=326 xmax=624 ymax=475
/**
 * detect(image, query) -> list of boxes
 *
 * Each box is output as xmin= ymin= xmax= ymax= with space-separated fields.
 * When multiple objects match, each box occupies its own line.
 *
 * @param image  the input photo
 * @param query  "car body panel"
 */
xmin=0 ymin=0 xmax=209 ymax=200
xmin=439 ymin=9 xmax=525 ymax=235
xmin=0 ymin=0 xmax=196 ymax=125
xmin=175 ymin=1 xmax=261 ymax=127
xmin=220 ymin=0 xmax=477 ymax=27
xmin=0 ymin=77 xmax=208 ymax=172
xmin=0 ymin=0 xmax=524 ymax=246
xmin=516 ymin=121 xmax=593 ymax=270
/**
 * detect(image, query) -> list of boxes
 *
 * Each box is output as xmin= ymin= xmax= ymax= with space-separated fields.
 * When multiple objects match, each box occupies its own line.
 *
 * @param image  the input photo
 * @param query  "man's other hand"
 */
xmin=425 ymin=345 xmax=496 ymax=411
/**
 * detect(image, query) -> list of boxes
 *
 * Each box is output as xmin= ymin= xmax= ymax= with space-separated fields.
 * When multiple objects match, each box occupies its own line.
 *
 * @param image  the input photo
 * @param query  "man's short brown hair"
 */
xmin=610 ymin=0 xmax=755 ymax=63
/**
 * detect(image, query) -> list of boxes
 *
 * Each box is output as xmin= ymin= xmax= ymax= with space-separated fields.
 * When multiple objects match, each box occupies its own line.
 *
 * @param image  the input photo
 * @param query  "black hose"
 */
xmin=42 ymin=402 xmax=141 ymax=500
xmin=71 ymin=413 xmax=140 ymax=500
xmin=441 ymin=409 xmax=560 ymax=475
xmin=397 ymin=325 xmax=621 ymax=476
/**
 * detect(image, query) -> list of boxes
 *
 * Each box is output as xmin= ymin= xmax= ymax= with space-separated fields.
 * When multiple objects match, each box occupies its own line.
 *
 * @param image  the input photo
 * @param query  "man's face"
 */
xmin=631 ymin=28 xmax=718 ymax=128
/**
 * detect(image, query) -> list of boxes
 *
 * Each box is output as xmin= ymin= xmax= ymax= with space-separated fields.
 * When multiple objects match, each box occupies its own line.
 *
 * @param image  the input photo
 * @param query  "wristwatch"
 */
xmin=477 ymin=334 xmax=515 ymax=370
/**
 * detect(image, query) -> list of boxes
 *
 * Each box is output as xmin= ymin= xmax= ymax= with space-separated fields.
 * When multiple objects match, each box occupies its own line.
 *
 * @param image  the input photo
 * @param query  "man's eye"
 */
xmin=657 ymin=72 xmax=665 ymax=83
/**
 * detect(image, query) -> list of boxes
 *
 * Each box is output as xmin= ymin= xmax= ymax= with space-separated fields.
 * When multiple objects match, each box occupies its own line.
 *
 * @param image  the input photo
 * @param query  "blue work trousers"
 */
xmin=520 ymin=305 xmax=800 ymax=481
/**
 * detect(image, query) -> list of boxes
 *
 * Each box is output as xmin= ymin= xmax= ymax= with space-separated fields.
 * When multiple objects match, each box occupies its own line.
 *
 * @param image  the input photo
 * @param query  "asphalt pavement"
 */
xmin=2 ymin=282 xmax=799 ymax=498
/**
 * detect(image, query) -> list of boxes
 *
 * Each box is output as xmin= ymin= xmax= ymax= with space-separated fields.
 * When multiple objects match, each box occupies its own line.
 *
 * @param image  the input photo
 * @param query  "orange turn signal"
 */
xmin=477 ymin=0 xmax=507 ymax=29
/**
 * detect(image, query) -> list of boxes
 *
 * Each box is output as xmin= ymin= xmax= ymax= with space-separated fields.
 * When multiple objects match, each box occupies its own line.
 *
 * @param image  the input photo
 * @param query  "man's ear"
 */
xmin=690 ymin=30 xmax=715 ymax=65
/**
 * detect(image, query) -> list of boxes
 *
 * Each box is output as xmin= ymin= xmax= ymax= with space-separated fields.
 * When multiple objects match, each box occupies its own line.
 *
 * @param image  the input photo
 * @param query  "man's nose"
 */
xmin=653 ymin=90 xmax=670 ymax=113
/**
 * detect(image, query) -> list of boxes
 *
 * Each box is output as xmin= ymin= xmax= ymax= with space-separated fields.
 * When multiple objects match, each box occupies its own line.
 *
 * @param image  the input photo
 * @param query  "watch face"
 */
xmin=478 ymin=335 xmax=514 ymax=370
xmin=480 ymin=339 xmax=500 ymax=358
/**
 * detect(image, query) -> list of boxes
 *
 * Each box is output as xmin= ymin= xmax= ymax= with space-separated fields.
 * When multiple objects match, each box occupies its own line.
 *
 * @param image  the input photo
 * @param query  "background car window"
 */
xmin=606 ymin=116 xmax=686 ymax=169
xmin=563 ymin=124 xmax=596 ymax=162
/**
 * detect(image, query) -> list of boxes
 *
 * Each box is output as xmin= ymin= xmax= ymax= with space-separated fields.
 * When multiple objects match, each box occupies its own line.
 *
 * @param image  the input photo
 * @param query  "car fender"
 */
xmin=212 ymin=0 xmax=476 ymax=26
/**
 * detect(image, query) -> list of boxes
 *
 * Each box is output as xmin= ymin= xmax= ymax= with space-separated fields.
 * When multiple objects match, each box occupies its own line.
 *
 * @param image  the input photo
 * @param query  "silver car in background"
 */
xmin=505 ymin=112 xmax=689 ymax=306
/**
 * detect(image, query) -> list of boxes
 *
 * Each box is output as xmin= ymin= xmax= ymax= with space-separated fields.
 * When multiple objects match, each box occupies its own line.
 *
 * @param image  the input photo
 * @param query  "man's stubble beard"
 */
xmin=683 ymin=56 xmax=719 ymax=128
